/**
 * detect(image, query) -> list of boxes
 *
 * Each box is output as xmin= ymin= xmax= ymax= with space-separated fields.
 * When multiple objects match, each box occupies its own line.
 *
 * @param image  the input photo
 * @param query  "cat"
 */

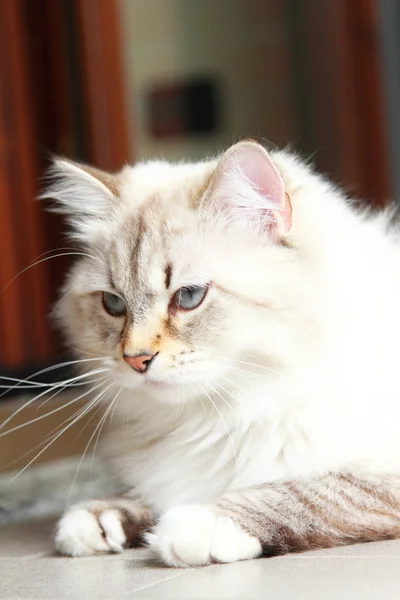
xmin=42 ymin=140 xmax=400 ymax=567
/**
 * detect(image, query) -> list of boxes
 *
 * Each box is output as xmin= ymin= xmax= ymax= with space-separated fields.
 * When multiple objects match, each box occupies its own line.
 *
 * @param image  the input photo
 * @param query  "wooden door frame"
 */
xmin=291 ymin=0 xmax=390 ymax=207
xmin=0 ymin=0 xmax=132 ymax=368
xmin=75 ymin=0 xmax=132 ymax=170
xmin=0 ymin=0 xmax=50 ymax=366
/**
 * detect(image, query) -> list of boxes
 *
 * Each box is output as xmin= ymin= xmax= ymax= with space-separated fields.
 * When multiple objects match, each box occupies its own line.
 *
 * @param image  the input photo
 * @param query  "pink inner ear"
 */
xmin=232 ymin=146 xmax=284 ymax=208
xmin=221 ymin=143 xmax=292 ymax=236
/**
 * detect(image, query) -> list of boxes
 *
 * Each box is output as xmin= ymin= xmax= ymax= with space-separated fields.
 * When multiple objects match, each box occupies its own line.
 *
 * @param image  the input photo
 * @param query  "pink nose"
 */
xmin=123 ymin=353 xmax=156 ymax=373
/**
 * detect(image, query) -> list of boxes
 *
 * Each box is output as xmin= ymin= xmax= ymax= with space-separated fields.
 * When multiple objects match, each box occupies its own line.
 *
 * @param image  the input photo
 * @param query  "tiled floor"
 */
xmin=2 ymin=519 xmax=400 ymax=599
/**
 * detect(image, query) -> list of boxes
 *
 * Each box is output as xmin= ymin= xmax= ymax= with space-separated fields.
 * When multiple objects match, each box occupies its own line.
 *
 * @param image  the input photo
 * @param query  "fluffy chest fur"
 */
xmin=103 ymin=341 xmax=400 ymax=514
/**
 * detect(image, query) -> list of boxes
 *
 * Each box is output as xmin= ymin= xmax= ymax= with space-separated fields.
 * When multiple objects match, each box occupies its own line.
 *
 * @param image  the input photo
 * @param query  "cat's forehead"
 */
xmin=110 ymin=205 xmax=204 ymax=293
xmin=107 ymin=201 xmax=205 ymax=298
xmin=119 ymin=159 xmax=216 ymax=209
xmin=93 ymin=159 xmax=217 ymax=298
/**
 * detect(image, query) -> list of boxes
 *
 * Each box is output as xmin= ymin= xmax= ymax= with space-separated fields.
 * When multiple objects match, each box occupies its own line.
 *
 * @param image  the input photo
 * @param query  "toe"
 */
xmin=98 ymin=510 xmax=126 ymax=552
xmin=55 ymin=508 xmax=111 ymax=556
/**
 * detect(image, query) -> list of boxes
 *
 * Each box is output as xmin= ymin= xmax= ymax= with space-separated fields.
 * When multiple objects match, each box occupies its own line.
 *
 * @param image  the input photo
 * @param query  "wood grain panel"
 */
xmin=298 ymin=0 xmax=389 ymax=206
xmin=0 ymin=0 xmax=51 ymax=366
xmin=75 ymin=0 xmax=132 ymax=169
xmin=0 ymin=102 xmax=25 ymax=366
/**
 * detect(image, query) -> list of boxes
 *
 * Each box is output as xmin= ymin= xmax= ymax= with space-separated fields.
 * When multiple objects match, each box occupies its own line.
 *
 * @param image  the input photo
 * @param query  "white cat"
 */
xmin=43 ymin=140 xmax=400 ymax=566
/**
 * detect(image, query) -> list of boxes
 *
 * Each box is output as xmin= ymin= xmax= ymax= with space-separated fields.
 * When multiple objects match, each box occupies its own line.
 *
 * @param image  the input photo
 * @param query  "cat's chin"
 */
xmin=145 ymin=379 xmax=178 ymax=391
xmin=143 ymin=377 xmax=209 ymax=405
xmin=113 ymin=372 xmax=185 ymax=397
xmin=111 ymin=367 xmax=214 ymax=404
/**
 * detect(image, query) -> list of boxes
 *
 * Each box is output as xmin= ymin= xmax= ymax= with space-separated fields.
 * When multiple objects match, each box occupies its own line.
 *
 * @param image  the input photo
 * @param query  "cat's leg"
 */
xmin=149 ymin=473 xmax=400 ymax=567
xmin=55 ymin=498 xmax=153 ymax=556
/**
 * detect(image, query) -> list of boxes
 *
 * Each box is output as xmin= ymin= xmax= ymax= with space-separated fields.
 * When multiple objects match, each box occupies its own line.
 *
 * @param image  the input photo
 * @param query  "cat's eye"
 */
xmin=172 ymin=285 xmax=208 ymax=311
xmin=102 ymin=291 xmax=127 ymax=316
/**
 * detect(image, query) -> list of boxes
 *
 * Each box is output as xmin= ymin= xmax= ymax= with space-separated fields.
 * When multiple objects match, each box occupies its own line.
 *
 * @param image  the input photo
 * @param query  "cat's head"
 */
xmin=43 ymin=141 xmax=312 ymax=405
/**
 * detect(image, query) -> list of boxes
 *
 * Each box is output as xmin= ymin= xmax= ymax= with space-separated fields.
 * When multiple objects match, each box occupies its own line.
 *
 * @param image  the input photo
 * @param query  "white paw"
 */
xmin=147 ymin=505 xmax=262 ymax=567
xmin=55 ymin=504 xmax=127 ymax=557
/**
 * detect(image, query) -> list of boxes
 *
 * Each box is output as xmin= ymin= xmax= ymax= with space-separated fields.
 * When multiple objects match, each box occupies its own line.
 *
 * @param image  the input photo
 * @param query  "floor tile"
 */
xmin=283 ymin=538 xmax=400 ymax=559
xmin=130 ymin=551 xmax=400 ymax=600
xmin=0 ymin=555 xmax=191 ymax=600
xmin=0 ymin=519 xmax=54 ymax=557
xmin=2 ymin=518 xmax=400 ymax=599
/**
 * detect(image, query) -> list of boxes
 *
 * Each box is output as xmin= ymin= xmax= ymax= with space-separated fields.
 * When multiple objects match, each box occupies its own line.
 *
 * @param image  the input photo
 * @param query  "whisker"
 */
xmin=0 ymin=401 xmax=91 ymax=474
xmin=1 ymin=252 xmax=107 ymax=297
xmin=34 ymin=373 xmax=115 ymax=412
xmin=199 ymin=397 xmax=208 ymax=416
xmin=71 ymin=401 xmax=106 ymax=444
xmin=0 ymin=400 xmax=95 ymax=473
xmin=222 ymin=366 xmax=265 ymax=378
xmin=212 ymin=381 xmax=242 ymax=411
xmin=0 ymin=378 xmax=109 ymax=439
xmin=208 ymin=383 xmax=240 ymax=417
xmin=188 ymin=382 xmax=208 ymax=416
xmin=0 ymin=357 xmax=111 ymax=399
xmin=53 ymin=285 xmax=78 ymax=312
xmin=36 ymin=374 xmax=109 ymax=410
xmin=208 ymin=360 xmax=268 ymax=379
xmin=65 ymin=345 xmax=106 ymax=358
xmin=199 ymin=383 xmax=238 ymax=478
xmin=212 ymin=356 xmax=277 ymax=372
xmin=0 ymin=377 xmax=47 ymax=387
xmin=0 ymin=379 xmax=98 ymax=389
xmin=181 ymin=384 xmax=187 ymax=418
xmin=219 ymin=374 xmax=249 ymax=394
xmin=65 ymin=382 xmax=116 ymax=508
xmin=8 ymin=382 xmax=112 ymax=482
xmin=0 ymin=369 xmax=109 ymax=431
xmin=109 ymin=387 xmax=123 ymax=429
xmin=174 ymin=384 xmax=186 ymax=422
xmin=27 ymin=246 xmax=90 ymax=264
xmin=90 ymin=390 xmax=117 ymax=474
xmin=46 ymin=399 xmax=102 ymax=446
xmin=9 ymin=382 xmax=114 ymax=472
xmin=35 ymin=380 xmax=86 ymax=413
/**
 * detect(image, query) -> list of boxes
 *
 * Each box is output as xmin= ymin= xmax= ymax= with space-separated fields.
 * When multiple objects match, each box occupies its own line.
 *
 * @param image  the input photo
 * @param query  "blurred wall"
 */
xmin=119 ymin=0 xmax=299 ymax=161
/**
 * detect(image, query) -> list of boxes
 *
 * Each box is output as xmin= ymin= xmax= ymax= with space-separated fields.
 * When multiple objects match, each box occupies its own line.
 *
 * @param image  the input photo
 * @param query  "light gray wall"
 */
xmin=377 ymin=0 xmax=400 ymax=202
xmin=118 ymin=0 xmax=299 ymax=161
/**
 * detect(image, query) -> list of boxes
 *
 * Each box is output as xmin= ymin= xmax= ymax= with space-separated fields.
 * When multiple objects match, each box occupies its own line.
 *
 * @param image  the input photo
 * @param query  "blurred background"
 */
xmin=0 ymin=0 xmax=399 ymax=486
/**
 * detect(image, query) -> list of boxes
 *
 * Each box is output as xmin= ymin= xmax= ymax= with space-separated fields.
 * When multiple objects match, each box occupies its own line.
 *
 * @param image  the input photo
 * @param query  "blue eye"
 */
xmin=102 ymin=292 xmax=127 ymax=316
xmin=173 ymin=285 xmax=208 ymax=310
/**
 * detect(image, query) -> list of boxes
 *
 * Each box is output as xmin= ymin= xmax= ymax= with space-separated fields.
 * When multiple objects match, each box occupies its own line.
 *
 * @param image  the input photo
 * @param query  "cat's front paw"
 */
xmin=147 ymin=505 xmax=262 ymax=567
xmin=55 ymin=502 xmax=127 ymax=556
xmin=55 ymin=499 xmax=151 ymax=556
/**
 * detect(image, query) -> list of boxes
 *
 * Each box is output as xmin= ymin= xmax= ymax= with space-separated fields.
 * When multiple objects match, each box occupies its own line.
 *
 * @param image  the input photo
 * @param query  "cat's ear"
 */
xmin=206 ymin=141 xmax=291 ymax=238
xmin=40 ymin=158 xmax=118 ymax=242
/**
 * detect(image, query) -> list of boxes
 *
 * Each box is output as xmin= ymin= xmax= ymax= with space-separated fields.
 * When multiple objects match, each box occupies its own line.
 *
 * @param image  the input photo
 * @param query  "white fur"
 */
xmin=40 ymin=159 xmax=117 ymax=242
xmin=55 ymin=505 xmax=126 ymax=556
xmin=55 ymin=508 xmax=110 ymax=556
xmin=147 ymin=505 xmax=262 ymax=567
xmin=98 ymin=510 xmax=126 ymax=552
xmin=51 ymin=142 xmax=400 ymax=561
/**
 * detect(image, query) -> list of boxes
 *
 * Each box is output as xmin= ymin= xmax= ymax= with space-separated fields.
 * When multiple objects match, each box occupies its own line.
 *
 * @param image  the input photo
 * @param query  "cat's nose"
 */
xmin=123 ymin=352 xmax=157 ymax=373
